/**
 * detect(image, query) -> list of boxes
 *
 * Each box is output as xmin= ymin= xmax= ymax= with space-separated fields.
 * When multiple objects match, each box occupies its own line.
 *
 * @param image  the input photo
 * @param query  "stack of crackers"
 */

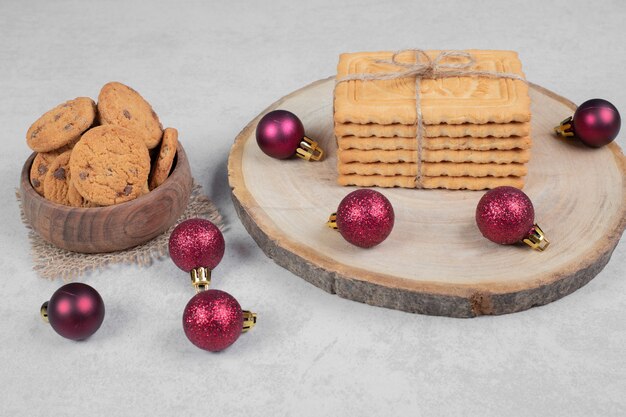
xmin=26 ymin=82 xmax=179 ymax=207
xmin=333 ymin=50 xmax=531 ymax=190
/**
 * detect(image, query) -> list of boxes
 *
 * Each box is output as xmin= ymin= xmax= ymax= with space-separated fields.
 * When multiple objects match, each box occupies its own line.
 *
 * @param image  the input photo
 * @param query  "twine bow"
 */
xmin=336 ymin=49 xmax=527 ymax=188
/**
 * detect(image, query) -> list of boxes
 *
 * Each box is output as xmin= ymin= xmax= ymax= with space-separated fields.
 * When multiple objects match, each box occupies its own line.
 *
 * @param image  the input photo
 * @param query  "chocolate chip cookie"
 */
xmin=149 ymin=127 xmax=178 ymax=190
xmin=31 ymin=150 xmax=62 ymax=196
xmin=69 ymin=125 xmax=150 ymax=206
xmin=43 ymin=150 xmax=73 ymax=205
xmin=67 ymin=181 xmax=98 ymax=208
xmin=29 ymin=141 xmax=77 ymax=195
xmin=27 ymin=97 xmax=96 ymax=152
xmin=97 ymin=82 xmax=163 ymax=149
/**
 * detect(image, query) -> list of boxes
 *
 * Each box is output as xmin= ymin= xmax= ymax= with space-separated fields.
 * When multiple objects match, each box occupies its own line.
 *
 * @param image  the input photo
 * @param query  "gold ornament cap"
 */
xmin=40 ymin=301 xmax=49 ymax=323
xmin=242 ymin=311 xmax=257 ymax=333
xmin=554 ymin=116 xmax=575 ymax=138
xmin=327 ymin=213 xmax=338 ymax=229
xmin=190 ymin=267 xmax=212 ymax=292
xmin=523 ymin=224 xmax=550 ymax=251
xmin=296 ymin=136 xmax=324 ymax=161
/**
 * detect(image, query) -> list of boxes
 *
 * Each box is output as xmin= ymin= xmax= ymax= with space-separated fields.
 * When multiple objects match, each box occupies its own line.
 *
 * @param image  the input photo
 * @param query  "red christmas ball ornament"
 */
xmin=168 ymin=219 xmax=258 ymax=352
xmin=328 ymin=189 xmax=395 ymax=248
xmin=183 ymin=289 xmax=257 ymax=352
xmin=256 ymin=110 xmax=323 ymax=161
xmin=475 ymin=186 xmax=549 ymax=251
xmin=555 ymin=98 xmax=621 ymax=147
xmin=169 ymin=218 xmax=225 ymax=291
xmin=41 ymin=283 xmax=105 ymax=341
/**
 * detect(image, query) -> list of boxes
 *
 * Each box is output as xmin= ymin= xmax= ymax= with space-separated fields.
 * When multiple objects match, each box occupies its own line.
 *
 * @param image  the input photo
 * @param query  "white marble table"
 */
xmin=1 ymin=0 xmax=624 ymax=415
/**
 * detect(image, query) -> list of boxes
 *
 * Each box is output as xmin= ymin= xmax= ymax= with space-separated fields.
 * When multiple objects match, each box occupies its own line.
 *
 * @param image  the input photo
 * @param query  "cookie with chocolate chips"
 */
xmin=69 ymin=125 xmax=150 ymax=206
xmin=29 ymin=141 xmax=78 ymax=196
xmin=26 ymin=97 xmax=96 ymax=152
xmin=43 ymin=150 xmax=73 ymax=205
xmin=149 ymin=127 xmax=178 ymax=190
xmin=97 ymin=82 xmax=163 ymax=149
xmin=67 ymin=181 xmax=98 ymax=208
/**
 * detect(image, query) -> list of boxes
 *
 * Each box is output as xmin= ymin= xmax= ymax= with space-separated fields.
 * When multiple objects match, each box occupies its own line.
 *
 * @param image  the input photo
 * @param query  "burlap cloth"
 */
xmin=16 ymin=181 xmax=223 ymax=280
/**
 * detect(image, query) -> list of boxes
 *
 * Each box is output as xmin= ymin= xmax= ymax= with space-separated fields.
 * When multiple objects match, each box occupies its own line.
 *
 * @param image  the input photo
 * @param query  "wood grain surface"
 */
xmin=228 ymin=78 xmax=626 ymax=317
xmin=20 ymin=143 xmax=192 ymax=253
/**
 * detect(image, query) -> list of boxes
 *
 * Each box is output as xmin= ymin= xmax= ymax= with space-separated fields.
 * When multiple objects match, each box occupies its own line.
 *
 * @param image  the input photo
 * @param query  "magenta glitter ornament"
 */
xmin=168 ymin=218 xmax=225 ymax=272
xmin=169 ymin=222 xmax=257 ymax=351
xmin=183 ymin=290 xmax=249 ymax=352
xmin=41 ymin=283 xmax=105 ymax=341
xmin=255 ymin=110 xmax=323 ymax=161
xmin=555 ymin=98 xmax=621 ymax=148
xmin=475 ymin=186 xmax=549 ymax=251
xmin=328 ymin=189 xmax=395 ymax=248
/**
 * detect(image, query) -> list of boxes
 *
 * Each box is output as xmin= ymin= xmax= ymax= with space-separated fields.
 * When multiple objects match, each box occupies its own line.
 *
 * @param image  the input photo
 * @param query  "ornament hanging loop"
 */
xmin=190 ymin=267 xmax=212 ymax=292
xmin=296 ymin=136 xmax=324 ymax=161
xmin=523 ymin=224 xmax=550 ymax=251
xmin=327 ymin=213 xmax=338 ymax=229
xmin=242 ymin=311 xmax=257 ymax=333
xmin=554 ymin=116 xmax=575 ymax=138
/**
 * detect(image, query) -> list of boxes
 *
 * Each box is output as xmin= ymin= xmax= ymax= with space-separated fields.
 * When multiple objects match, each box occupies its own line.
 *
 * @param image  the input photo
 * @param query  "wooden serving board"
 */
xmin=228 ymin=78 xmax=626 ymax=317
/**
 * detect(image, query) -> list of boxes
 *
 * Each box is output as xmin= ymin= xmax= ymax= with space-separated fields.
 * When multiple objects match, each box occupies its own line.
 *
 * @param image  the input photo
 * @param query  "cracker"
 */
xmin=338 ymin=162 xmax=527 ymax=177
xmin=334 ymin=50 xmax=530 ymax=125
xmin=337 ymin=148 xmax=531 ymax=164
xmin=337 ymin=174 xmax=524 ymax=190
xmin=337 ymin=136 xmax=532 ymax=151
xmin=334 ymin=122 xmax=531 ymax=138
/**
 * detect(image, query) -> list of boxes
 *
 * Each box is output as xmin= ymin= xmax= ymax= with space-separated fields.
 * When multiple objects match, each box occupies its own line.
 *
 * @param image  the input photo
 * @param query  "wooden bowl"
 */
xmin=20 ymin=143 xmax=192 ymax=253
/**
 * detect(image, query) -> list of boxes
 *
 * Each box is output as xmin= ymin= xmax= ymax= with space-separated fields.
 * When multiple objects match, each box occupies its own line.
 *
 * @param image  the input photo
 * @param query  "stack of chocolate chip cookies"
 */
xmin=26 ymin=82 xmax=179 ymax=207
xmin=333 ymin=50 xmax=532 ymax=190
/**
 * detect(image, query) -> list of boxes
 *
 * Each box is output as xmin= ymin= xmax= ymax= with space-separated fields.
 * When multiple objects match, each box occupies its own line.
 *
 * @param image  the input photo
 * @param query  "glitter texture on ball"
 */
xmin=182 ymin=290 xmax=243 ymax=352
xmin=475 ymin=186 xmax=535 ymax=245
xmin=335 ymin=189 xmax=395 ymax=248
xmin=168 ymin=219 xmax=225 ymax=272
